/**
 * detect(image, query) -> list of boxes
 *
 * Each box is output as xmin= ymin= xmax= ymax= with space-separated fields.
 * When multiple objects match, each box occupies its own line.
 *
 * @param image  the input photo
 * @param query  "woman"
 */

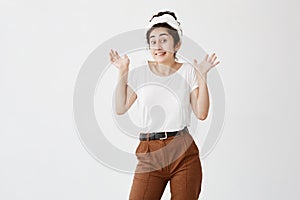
xmin=110 ymin=10 xmax=219 ymax=200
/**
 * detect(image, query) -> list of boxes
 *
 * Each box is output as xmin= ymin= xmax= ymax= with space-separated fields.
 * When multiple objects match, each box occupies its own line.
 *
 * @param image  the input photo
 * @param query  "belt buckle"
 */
xmin=159 ymin=132 xmax=168 ymax=140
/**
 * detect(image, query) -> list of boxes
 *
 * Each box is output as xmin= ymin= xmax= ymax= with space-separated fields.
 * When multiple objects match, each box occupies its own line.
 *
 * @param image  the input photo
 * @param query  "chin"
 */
xmin=153 ymin=58 xmax=167 ymax=63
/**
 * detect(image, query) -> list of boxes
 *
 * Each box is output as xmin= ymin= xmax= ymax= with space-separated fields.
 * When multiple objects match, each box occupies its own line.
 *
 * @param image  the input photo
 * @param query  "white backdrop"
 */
xmin=1 ymin=0 xmax=300 ymax=199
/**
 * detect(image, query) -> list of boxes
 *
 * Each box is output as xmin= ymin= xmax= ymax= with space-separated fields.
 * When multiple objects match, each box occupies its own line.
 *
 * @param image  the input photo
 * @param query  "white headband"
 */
xmin=146 ymin=13 xmax=183 ymax=38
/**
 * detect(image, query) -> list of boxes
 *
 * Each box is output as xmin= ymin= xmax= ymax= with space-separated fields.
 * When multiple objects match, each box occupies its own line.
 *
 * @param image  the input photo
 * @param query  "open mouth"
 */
xmin=155 ymin=51 xmax=167 ymax=56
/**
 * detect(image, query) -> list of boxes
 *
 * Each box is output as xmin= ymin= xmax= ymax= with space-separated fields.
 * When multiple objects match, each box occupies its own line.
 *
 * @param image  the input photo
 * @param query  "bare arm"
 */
xmin=190 ymin=73 xmax=209 ymax=120
xmin=190 ymin=53 xmax=220 ymax=120
xmin=115 ymin=69 xmax=137 ymax=115
xmin=109 ymin=49 xmax=137 ymax=115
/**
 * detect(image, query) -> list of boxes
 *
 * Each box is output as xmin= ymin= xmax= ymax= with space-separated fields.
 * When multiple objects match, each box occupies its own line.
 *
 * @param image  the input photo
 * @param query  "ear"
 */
xmin=174 ymin=41 xmax=182 ymax=51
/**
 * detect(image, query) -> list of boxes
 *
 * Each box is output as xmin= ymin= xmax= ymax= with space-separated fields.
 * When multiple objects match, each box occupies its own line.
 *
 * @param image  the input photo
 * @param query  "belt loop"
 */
xmin=146 ymin=133 xmax=149 ymax=141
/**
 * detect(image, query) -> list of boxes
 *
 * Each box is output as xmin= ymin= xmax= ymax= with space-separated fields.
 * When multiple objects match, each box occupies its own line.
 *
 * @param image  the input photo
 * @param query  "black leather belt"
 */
xmin=139 ymin=126 xmax=188 ymax=141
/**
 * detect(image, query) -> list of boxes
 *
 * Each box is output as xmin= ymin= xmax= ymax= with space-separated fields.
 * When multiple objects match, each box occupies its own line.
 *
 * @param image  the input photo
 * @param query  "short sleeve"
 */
xmin=127 ymin=69 xmax=137 ymax=92
xmin=189 ymin=65 xmax=199 ymax=93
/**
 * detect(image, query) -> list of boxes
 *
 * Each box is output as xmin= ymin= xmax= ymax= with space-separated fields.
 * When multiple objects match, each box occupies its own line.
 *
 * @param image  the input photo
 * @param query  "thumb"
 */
xmin=193 ymin=59 xmax=198 ymax=66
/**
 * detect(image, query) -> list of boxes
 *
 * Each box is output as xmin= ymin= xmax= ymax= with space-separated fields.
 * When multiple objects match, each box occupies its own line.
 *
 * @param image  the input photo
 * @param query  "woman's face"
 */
xmin=148 ymin=27 xmax=179 ymax=63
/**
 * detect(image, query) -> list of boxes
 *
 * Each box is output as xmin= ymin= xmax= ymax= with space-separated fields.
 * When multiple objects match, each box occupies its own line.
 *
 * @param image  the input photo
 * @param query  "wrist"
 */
xmin=196 ymin=71 xmax=207 ymax=83
xmin=119 ymin=66 xmax=129 ymax=73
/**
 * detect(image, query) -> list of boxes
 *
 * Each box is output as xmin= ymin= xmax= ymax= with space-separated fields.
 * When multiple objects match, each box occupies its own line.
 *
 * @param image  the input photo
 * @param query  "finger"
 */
xmin=204 ymin=54 xmax=209 ymax=61
xmin=112 ymin=49 xmax=119 ymax=56
xmin=109 ymin=52 xmax=114 ymax=62
xmin=212 ymin=61 xmax=220 ymax=67
xmin=211 ymin=55 xmax=217 ymax=63
xmin=208 ymin=53 xmax=215 ymax=62
xmin=115 ymin=51 xmax=120 ymax=58
xmin=109 ymin=56 xmax=115 ymax=63
xmin=193 ymin=59 xmax=198 ymax=65
xmin=110 ymin=49 xmax=115 ymax=58
xmin=110 ymin=49 xmax=116 ymax=57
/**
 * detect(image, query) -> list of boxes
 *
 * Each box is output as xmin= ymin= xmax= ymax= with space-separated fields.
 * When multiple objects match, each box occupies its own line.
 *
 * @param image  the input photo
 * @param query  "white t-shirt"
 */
xmin=127 ymin=60 xmax=199 ymax=132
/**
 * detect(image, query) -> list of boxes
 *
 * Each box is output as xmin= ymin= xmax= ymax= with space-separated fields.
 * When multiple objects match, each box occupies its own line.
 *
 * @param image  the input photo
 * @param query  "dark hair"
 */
xmin=146 ymin=11 xmax=181 ymax=59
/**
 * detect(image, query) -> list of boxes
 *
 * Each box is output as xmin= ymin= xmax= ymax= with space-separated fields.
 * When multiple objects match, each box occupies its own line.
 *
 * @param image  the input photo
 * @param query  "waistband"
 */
xmin=139 ymin=126 xmax=188 ymax=141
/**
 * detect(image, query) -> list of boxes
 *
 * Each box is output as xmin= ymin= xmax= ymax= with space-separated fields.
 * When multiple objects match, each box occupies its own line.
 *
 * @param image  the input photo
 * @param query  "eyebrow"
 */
xmin=149 ymin=33 xmax=169 ymax=39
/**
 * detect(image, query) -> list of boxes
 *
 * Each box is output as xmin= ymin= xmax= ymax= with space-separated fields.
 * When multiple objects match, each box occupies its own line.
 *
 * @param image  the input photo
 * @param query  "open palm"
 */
xmin=109 ymin=49 xmax=130 ymax=71
xmin=193 ymin=53 xmax=220 ymax=75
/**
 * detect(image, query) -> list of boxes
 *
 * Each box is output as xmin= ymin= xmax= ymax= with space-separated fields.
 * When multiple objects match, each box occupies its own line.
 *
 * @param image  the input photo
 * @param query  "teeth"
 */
xmin=156 ymin=52 xmax=165 ymax=56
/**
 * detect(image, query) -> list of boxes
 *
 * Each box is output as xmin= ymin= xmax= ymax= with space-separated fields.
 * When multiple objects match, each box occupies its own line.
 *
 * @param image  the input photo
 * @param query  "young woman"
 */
xmin=110 ymin=10 xmax=220 ymax=200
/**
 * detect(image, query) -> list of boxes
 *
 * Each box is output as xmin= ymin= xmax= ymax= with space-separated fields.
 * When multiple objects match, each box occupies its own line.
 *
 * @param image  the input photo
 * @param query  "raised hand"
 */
xmin=109 ymin=49 xmax=130 ymax=71
xmin=193 ymin=53 xmax=220 ymax=76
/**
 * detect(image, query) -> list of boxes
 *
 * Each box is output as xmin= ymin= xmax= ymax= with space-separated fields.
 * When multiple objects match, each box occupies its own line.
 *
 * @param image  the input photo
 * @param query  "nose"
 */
xmin=150 ymin=40 xmax=163 ymax=50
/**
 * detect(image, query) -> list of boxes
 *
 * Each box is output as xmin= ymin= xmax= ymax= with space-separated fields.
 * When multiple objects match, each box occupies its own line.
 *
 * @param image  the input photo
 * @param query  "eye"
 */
xmin=150 ymin=40 xmax=156 ymax=45
xmin=160 ymin=39 xmax=167 ymax=43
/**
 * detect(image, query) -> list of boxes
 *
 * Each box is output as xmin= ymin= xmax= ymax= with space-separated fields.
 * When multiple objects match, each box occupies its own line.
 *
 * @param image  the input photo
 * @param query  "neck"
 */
xmin=154 ymin=59 xmax=177 ymax=69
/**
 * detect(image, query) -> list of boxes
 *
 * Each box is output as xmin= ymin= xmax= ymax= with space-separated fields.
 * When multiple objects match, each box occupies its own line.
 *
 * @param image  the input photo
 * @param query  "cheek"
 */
xmin=150 ymin=50 xmax=156 ymax=55
xmin=165 ymin=48 xmax=175 ymax=54
xmin=163 ymin=43 xmax=175 ymax=53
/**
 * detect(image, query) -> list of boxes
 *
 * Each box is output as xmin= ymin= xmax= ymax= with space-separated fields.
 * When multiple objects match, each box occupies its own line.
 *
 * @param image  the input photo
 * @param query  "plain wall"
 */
xmin=1 ymin=0 xmax=299 ymax=199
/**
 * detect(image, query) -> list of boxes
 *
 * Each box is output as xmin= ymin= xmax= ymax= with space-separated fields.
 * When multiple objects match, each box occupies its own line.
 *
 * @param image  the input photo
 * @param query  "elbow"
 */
xmin=116 ymin=109 xmax=127 ymax=115
xmin=115 ymin=103 xmax=128 ymax=115
xmin=116 ymin=105 xmax=130 ymax=115
xmin=116 ymin=111 xmax=124 ymax=115
xmin=198 ymin=113 xmax=208 ymax=121
xmin=196 ymin=107 xmax=209 ymax=120
xmin=115 ymin=107 xmax=127 ymax=115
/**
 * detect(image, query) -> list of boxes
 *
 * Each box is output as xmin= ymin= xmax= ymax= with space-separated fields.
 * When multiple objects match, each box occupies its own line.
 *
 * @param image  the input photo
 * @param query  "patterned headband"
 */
xmin=146 ymin=13 xmax=183 ymax=38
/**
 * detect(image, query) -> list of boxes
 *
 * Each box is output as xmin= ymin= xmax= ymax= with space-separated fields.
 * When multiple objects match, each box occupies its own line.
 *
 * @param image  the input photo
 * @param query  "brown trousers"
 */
xmin=129 ymin=128 xmax=202 ymax=200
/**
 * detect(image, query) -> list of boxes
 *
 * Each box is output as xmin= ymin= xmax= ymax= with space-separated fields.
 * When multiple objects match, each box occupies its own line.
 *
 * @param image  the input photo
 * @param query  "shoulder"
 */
xmin=179 ymin=62 xmax=192 ymax=68
xmin=180 ymin=62 xmax=196 ymax=73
